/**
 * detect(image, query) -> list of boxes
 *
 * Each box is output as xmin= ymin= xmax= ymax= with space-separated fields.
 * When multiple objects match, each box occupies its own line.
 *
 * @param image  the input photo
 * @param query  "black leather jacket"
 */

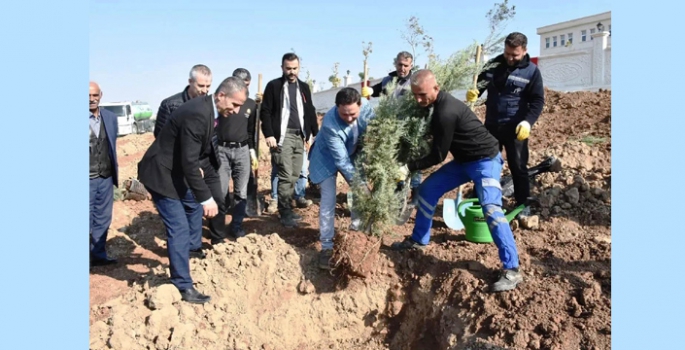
xmin=153 ymin=86 xmax=191 ymax=138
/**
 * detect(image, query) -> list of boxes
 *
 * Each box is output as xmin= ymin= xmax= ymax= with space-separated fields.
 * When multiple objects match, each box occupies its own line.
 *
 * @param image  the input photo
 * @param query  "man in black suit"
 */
xmin=138 ymin=76 xmax=247 ymax=304
xmin=260 ymin=52 xmax=318 ymax=227
xmin=152 ymin=64 xmax=228 ymax=249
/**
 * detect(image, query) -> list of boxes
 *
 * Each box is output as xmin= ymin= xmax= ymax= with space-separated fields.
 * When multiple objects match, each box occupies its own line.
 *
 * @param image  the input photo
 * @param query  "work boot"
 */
xmin=266 ymin=199 xmax=278 ymax=213
xmin=391 ymin=237 xmax=427 ymax=251
xmin=518 ymin=206 xmax=531 ymax=219
xmin=280 ymin=212 xmax=299 ymax=228
xmin=295 ymin=197 xmax=313 ymax=208
xmin=318 ymin=249 xmax=333 ymax=270
xmin=490 ymin=268 xmax=523 ymax=292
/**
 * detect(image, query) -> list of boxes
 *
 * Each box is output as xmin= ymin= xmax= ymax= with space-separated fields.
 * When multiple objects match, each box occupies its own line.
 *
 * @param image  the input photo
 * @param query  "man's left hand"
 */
xmin=250 ymin=149 xmax=258 ymax=169
xmin=515 ymin=121 xmax=531 ymax=141
xmin=255 ymin=92 xmax=263 ymax=104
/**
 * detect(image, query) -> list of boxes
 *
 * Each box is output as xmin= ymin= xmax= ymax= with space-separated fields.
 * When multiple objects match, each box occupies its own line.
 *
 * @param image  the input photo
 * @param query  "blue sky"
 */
xmin=90 ymin=0 xmax=611 ymax=111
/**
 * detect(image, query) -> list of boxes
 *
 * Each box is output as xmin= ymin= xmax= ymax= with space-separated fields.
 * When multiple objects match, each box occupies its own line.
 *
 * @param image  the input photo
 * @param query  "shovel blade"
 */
xmin=443 ymin=192 xmax=471 ymax=230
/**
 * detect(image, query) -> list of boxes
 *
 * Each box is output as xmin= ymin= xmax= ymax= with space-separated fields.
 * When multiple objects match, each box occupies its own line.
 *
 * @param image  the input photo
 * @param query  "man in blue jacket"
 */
xmin=89 ymin=81 xmax=119 ymax=267
xmin=467 ymin=32 xmax=545 ymax=217
xmin=308 ymin=88 xmax=375 ymax=270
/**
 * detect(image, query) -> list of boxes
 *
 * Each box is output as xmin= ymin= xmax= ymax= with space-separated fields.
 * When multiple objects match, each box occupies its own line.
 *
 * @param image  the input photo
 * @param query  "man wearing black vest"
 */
xmin=215 ymin=68 xmax=259 ymax=238
xmin=260 ymin=53 xmax=318 ymax=228
xmin=368 ymin=51 xmax=415 ymax=99
xmin=89 ymin=81 xmax=119 ymax=267
xmin=467 ymin=32 xmax=545 ymax=218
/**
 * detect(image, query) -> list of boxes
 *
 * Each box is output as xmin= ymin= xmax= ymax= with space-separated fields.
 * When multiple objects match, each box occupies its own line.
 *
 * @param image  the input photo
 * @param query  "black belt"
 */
xmin=218 ymin=139 xmax=248 ymax=148
xmin=286 ymin=128 xmax=303 ymax=136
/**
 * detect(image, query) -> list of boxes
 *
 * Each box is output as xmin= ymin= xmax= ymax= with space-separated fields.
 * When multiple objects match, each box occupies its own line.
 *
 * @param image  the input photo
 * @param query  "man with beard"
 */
xmin=260 ymin=53 xmax=318 ymax=228
xmin=466 ymin=32 xmax=545 ymax=218
xmin=393 ymin=70 xmax=523 ymax=293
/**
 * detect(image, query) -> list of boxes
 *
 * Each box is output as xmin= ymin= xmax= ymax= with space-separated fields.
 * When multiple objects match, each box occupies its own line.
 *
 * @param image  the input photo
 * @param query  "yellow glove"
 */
xmin=361 ymin=86 xmax=373 ymax=98
xmin=466 ymin=89 xmax=479 ymax=102
xmin=250 ymin=149 xmax=258 ymax=169
xmin=515 ymin=121 xmax=531 ymax=141
xmin=395 ymin=164 xmax=409 ymax=182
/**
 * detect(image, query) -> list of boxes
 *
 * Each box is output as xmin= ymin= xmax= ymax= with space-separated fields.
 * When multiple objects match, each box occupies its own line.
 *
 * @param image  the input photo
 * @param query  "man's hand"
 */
xmin=395 ymin=164 xmax=409 ymax=182
xmin=515 ymin=121 xmax=531 ymax=141
xmin=255 ymin=92 xmax=263 ymax=104
xmin=361 ymin=86 xmax=373 ymax=98
xmin=466 ymin=89 xmax=479 ymax=102
xmin=203 ymin=199 xmax=218 ymax=218
xmin=304 ymin=137 xmax=314 ymax=152
xmin=250 ymin=149 xmax=258 ymax=169
xmin=199 ymin=168 xmax=204 ymax=178
xmin=265 ymin=136 xmax=277 ymax=148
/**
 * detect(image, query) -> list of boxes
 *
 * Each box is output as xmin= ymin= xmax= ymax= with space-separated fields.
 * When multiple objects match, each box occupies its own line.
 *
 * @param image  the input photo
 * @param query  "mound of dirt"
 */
xmin=90 ymin=234 xmax=392 ymax=350
xmin=91 ymin=88 xmax=611 ymax=350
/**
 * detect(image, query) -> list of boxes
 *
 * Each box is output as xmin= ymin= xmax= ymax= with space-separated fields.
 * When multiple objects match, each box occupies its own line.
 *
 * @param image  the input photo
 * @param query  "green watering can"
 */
xmin=457 ymin=198 xmax=526 ymax=243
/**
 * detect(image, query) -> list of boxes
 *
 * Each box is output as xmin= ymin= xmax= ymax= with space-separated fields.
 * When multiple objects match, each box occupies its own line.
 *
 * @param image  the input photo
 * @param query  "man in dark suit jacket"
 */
xmin=152 ymin=64 xmax=228 ymax=249
xmin=260 ymin=52 xmax=318 ymax=227
xmin=89 ymin=82 xmax=120 ymax=267
xmin=138 ymin=76 xmax=248 ymax=304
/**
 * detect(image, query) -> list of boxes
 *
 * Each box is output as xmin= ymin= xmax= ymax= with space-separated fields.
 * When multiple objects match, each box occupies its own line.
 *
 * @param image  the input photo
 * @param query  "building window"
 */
xmin=553 ymin=36 xmax=557 ymax=47
xmin=581 ymin=30 xmax=587 ymax=41
xmin=545 ymin=37 xmax=550 ymax=48
xmin=560 ymin=34 xmax=565 ymax=46
xmin=609 ymin=24 xmax=611 ymax=36
xmin=568 ymin=33 xmax=573 ymax=44
xmin=590 ymin=28 xmax=595 ymax=40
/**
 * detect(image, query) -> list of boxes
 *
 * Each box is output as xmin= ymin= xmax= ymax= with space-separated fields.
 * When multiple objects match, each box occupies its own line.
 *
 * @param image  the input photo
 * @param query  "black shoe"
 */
xmin=211 ymin=238 xmax=227 ymax=245
xmin=179 ymin=287 xmax=211 ymax=304
xmin=90 ymin=257 xmax=118 ymax=267
xmin=390 ymin=237 xmax=427 ymax=251
xmin=189 ymin=248 xmax=206 ymax=259
xmin=280 ymin=215 xmax=299 ymax=228
xmin=231 ymin=226 xmax=247 ymax=238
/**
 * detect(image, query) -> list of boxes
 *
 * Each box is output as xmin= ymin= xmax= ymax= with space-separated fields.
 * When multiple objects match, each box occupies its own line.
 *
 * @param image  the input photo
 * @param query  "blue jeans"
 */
xmin=271 ymin=149 xmax=308 ymax=200
xmin=318 ymin=176 xmax=361 ymax=250
xmin=411 ymin=153 xmax=519 ymax=269
xmin=149 ymin=188 xmax=203 ymax=290
xmin=90 ymin=176 xmax=114 ymax=260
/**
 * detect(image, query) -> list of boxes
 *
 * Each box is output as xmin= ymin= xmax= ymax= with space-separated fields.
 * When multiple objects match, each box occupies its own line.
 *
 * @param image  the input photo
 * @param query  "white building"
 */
xmin=535 ymin=11 xmax=611 ymax=91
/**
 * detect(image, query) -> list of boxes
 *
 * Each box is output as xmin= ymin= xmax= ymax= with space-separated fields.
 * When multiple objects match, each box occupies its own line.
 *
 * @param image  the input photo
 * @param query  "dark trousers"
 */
xmin=149 ymin=188 xmax=203 ymax=291
xmin=90 ymin=176 xmax=114 ymax=261
xmin=272 ymin=130 xmax=304 ymax=217
xmin=202 ymin=164 xmax=228 ymax=243
xmin=217 ymin=144 xmax=250 ymax=231
xmin=486 ymin=122 xmax=530 ymax=205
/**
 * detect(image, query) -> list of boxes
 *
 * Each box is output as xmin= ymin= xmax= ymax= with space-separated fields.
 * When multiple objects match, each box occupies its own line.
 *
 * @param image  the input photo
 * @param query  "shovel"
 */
xmin=246 ymin=74 xmax=263 ymax=217
xmin=442 ymin=44 xmax=483 ymax=230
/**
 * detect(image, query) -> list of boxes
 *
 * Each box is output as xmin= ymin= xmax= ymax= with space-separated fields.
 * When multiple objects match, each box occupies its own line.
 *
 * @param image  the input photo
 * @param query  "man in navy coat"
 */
xmin=89 ymin=81 xmax=119 ymax=267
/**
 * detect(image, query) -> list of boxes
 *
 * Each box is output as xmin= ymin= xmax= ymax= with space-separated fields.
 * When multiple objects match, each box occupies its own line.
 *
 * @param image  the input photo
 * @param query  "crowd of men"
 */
xmin=89 ymin=31 xmax=544 ymax=304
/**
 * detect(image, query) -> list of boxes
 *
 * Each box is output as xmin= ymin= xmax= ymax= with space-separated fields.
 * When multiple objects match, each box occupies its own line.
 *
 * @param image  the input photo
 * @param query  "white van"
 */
xmin=100 ymin=102 xmax=134 ymax=136
xmin=100 ymin=101 xmax=154 ymax=136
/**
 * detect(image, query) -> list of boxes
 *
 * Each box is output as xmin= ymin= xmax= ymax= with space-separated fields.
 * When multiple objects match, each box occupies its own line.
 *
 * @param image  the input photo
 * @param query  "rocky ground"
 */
xmin=90 ymin=88 xmax=611 ymax=350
